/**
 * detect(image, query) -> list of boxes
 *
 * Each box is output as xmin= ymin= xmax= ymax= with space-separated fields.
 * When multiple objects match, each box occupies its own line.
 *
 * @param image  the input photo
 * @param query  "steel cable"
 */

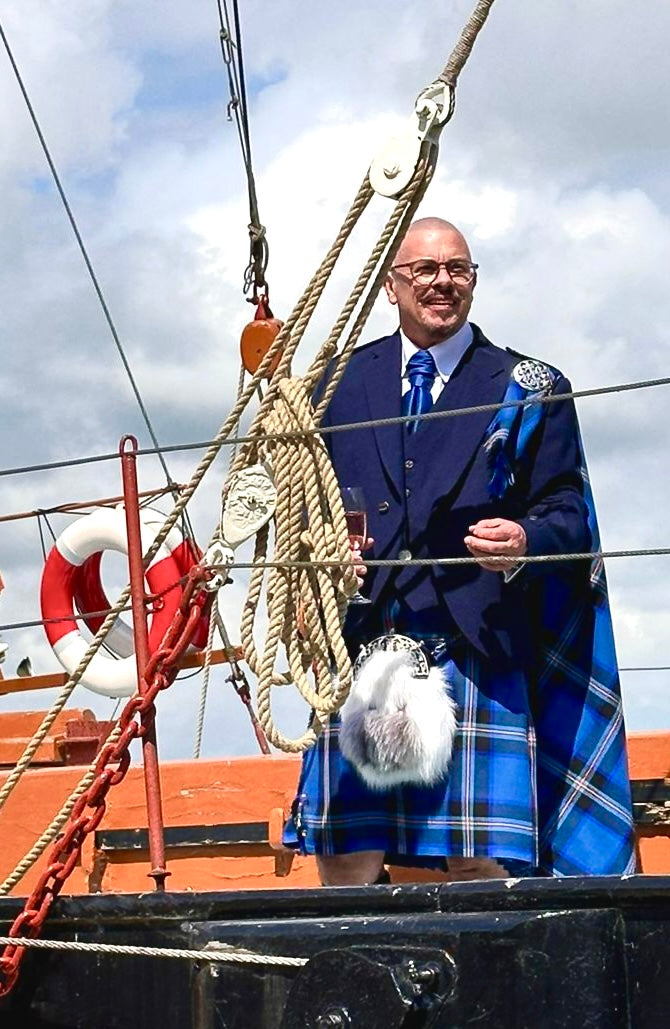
xmin=1 ymin=369 xmax=669 ymax=484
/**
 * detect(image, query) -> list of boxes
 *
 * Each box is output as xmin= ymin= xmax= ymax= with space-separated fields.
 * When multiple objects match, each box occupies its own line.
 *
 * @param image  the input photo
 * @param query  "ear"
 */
xmin=384 ymin=273 xmax=399 ymax=306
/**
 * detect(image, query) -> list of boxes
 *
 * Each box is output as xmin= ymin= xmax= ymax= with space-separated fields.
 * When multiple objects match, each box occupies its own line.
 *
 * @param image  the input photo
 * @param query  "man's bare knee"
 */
xmin=317 ymin=850 xmax=385 ymax=886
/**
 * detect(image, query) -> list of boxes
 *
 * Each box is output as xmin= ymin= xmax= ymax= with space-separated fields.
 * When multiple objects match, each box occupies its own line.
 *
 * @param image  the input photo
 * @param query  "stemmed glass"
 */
xmin=341 ymin=486 xmax=371 ymax=605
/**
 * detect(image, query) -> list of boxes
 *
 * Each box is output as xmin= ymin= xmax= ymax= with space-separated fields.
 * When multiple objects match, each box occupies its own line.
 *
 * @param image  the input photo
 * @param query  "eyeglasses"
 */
xmin=390 ymin=259 xmax=478 ymax=286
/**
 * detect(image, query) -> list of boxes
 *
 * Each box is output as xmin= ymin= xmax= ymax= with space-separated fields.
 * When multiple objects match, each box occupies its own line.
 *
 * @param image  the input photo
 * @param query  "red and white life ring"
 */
xmin=40 ymin=507 xmax=204 ymax=698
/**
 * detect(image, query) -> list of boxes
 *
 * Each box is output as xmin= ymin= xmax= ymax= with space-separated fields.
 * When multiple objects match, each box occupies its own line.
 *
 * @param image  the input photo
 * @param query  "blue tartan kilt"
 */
xmin=284 ymin=637 xmax=539 ymax=869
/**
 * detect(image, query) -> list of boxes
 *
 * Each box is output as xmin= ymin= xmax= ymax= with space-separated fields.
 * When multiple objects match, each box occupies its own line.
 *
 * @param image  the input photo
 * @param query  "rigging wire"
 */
xmin=0 ymin=20 xmax=181 ymax=501
xmin=0 ymin=484 xmax=186 ymax=526
xmin=216 ymin=0 xmax=269 ymax=297
xmin=1 ymin=369 xmax=670 ymax=485
xmin=35 ymin=513 xmax=55 ymax=562
xmin=0 ymin=546 xmax=668 ymax=633
xmin=0 ymin=8 xmax=663 ymax=699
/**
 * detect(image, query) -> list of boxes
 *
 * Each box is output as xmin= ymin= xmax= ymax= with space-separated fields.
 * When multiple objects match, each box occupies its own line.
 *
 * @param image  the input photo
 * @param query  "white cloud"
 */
xmin=1 ymin=0 xmax=670 ymax=760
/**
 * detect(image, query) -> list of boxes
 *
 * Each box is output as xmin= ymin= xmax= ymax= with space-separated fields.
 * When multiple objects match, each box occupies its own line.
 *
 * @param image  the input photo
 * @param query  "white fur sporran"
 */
xmin=339 ymin=650 xmax=457 ymax=790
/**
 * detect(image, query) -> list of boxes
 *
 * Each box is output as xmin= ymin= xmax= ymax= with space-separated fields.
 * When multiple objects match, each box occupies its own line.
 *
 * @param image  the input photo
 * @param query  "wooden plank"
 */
xmin=0 ymin=647 xmax=244 ymax=697
xmin=0 ymin=708 xmax=96 ymax=766
xmin=0 ymin=709 xmax=92 ymax=735
xmin=0 ymin=755 xmax=314 ymax=895
xmin=627 ymin=732 xmax=670 ymax=781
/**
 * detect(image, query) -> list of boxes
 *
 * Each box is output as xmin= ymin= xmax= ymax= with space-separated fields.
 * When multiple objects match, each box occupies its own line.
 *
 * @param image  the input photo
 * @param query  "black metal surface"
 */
xmin=95 ymin=821 xmax=270 ymax=852
xmin=1 ymin=876 xmax=670 ymax=1028
xmin=279 ymin=947 xmax=456 ymax=1029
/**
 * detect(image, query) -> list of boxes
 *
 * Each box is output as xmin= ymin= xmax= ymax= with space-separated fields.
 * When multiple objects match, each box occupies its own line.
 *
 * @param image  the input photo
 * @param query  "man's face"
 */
xmin=384 ymin=226 xmax=476 ymax=348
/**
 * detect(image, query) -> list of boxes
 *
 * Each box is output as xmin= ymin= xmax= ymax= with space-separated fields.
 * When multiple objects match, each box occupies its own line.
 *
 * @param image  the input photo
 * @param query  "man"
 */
xmin=285 ymin=217 xmax=635 ymax=885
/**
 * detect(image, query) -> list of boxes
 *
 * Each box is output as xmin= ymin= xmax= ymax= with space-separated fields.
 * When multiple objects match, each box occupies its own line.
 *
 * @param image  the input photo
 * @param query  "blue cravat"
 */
xmin=402 ymin=349 xmax=437 ymax=434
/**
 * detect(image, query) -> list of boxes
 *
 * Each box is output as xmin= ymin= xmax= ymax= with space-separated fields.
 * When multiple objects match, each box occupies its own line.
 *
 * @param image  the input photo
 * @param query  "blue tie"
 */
xmin=402 ymin=349 xmax=437 ymax=434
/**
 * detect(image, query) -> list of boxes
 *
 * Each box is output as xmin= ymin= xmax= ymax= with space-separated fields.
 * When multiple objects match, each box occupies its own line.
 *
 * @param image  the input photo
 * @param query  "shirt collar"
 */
xmin=400 ymin=321 xmax=474 ymax=382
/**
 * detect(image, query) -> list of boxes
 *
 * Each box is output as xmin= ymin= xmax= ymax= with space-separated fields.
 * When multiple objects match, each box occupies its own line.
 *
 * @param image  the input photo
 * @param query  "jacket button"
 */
xmin=404 ymin=459 xmax=414 ymax=470
xmin=405 ymin=488 xmax=411 ymax=498
xmin=398 ymin=548 xmax=412 ymax=562
xmin=378 ymin=500 xmax=390 ymax=513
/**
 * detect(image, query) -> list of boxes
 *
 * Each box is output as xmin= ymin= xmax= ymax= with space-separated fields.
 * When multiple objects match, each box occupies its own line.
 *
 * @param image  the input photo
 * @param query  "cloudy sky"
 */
xmin=0 ymin=0 xmax=669 ymax=761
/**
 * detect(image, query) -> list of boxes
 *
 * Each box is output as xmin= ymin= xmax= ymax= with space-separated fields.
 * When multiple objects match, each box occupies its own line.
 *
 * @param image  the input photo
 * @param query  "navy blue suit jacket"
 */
xmin=319 ymin=325 xmax=590 ymax=666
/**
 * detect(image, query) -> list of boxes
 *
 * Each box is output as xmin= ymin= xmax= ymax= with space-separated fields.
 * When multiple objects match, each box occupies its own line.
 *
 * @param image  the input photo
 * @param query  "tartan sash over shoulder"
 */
xmin=485 ymin=359 xmax=635 ymax=875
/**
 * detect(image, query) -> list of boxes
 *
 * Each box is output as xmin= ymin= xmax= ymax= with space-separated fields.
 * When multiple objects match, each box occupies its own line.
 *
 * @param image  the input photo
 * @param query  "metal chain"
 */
xmin=0 ymin=569 xmax=212 ymax=996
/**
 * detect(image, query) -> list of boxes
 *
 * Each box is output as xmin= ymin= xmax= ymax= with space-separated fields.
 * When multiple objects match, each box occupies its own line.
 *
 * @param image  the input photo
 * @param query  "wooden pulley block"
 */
xmin=240 ymin=294 xmax=283 ymax=376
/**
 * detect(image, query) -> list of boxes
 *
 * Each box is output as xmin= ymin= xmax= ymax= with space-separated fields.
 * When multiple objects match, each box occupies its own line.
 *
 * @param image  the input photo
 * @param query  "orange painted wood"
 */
xmin=635 ymin=831 xmax=670 ymax=874
xmin=0 ymin=754 xmax=319 ymax=897
xmin=626 ymin=733 xmax=670 ymax=781
xmin=0 ymin=710 xmax=94 ymax=736
xmin=0 ymin=709 xmax=97 ymax=766
xmin=3 ymin=730 xmax=670 ymax=898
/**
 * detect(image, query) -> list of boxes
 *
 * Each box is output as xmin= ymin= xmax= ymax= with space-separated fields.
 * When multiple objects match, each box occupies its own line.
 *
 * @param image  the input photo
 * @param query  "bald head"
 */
xmin=385 ymin=217 xmax=476 ymax=348
xmin=395 ymin=218 xmax=472 ymax=265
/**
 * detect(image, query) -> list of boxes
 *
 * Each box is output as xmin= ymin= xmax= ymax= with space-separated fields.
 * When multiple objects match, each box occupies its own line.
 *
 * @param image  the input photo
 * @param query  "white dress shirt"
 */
xmin=400 ymin=321 xmax=474 ymax=402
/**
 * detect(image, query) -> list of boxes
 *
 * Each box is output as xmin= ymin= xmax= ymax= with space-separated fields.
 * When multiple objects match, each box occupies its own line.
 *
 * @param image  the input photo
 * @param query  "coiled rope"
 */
xmin=0 ymin=0 xmax=496 ymax=890
xmin=236 ymin=154 xmax=436 ymax=751
xmin=0 ymin=162 xmax=381 ymax=894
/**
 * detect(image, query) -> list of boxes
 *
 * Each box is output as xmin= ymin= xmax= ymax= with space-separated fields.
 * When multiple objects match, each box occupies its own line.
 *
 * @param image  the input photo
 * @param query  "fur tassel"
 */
xmin=339 ymin=651 xmax=457 ymax=790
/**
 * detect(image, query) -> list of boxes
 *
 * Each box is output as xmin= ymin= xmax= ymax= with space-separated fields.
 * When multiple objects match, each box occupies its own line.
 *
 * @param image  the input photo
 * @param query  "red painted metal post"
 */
xmin=119 ymin=435 xmax=170 ymax=890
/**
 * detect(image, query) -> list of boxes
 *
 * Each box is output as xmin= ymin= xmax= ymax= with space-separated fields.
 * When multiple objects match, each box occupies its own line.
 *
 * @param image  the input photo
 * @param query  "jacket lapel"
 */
xmin=361 ymin=332 xmax=404 ymax=496
xmin=406 ymin=329 xmax=509 ymax=498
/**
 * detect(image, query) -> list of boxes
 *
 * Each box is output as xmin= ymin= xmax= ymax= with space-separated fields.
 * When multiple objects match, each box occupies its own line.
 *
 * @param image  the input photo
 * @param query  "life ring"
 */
xmin=40 ymin=507 xmax=204 ymax=698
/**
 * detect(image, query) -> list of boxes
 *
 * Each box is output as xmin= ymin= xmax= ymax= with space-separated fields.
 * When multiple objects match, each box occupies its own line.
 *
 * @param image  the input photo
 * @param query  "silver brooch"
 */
xmin=354 ymin=632 xmax=430 ymax=678
xmin=512 ymin=360 xmax=554 ymax=394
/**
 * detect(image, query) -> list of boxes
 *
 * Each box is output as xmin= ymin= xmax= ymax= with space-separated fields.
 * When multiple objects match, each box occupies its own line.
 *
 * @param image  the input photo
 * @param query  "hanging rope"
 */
xmin=236 ymin=154 xmax=435 ymax=751
xmin=0 ymin=0 xmax=497 ymax=889
xmin=439 ymin=0 xmax=497 ymax=87
xmin=217 ymin=0 xmax=269 ymax=297
xmin=223 ymin=0 xmax=501 ymax=752
xmin=0 ymin=159 xmax=377 ymax=827
xmin=193 ymin=595 xmax=219 ymax=758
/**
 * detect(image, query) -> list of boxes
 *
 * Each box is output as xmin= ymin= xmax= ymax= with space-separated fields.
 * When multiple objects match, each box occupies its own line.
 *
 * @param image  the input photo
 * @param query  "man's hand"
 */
xmin=464 ymin=518 xmax=527 ymax=572
xmin=352 ymin=537 xmax=374 ymax=588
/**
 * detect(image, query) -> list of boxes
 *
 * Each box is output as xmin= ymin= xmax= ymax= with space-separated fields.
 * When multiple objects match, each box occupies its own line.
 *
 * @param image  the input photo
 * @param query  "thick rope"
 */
xmin=193 ymin=594 xmax=219 ymax=759
xmin=0 ymin=599 xmax=131 ymax=815
xmin=440 ymin=0 xmax=497 ymax=87
xmin=0 ymin=173 xmax=374 ymax=816
xmin=223 ymin=6 xmax=499 ymax=753
xmin=236 ymin=151 xmax=435 ymax=752
xmin=0 ymin=0 xmax=497 ymax=881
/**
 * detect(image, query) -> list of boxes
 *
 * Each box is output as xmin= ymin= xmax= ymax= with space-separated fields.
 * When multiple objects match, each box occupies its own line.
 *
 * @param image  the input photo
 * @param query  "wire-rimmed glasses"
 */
xmin=390 ymin=259 xmax=478 ymax=286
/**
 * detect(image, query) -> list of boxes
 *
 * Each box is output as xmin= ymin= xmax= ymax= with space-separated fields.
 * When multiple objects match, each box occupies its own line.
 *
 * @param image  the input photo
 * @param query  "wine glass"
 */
xmin=341 ymin=486 xmax=371 ymax=605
